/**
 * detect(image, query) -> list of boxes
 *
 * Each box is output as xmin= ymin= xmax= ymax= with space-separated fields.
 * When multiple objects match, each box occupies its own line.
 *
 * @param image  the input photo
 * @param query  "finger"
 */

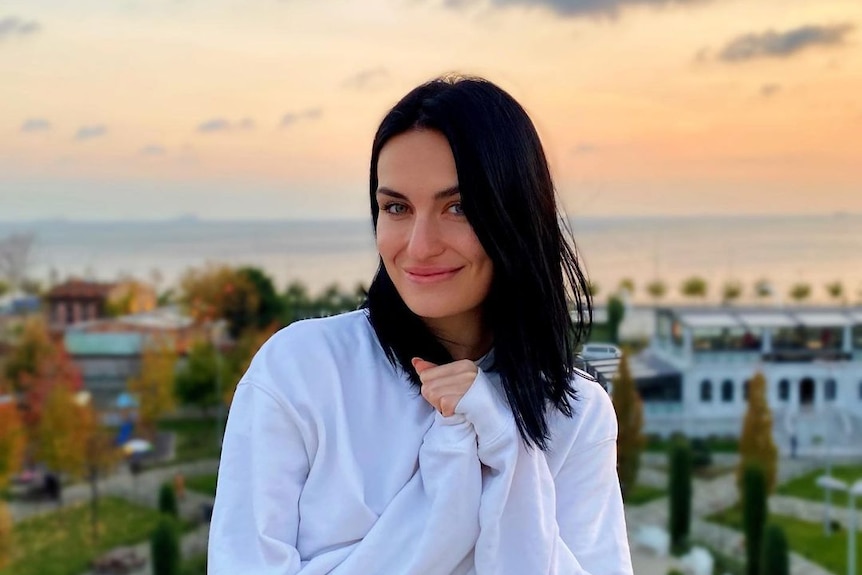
xmin=415 ymin=359 xmax=477 ymax=383
xmin=412 ymin=357 xmax=438 ymax=374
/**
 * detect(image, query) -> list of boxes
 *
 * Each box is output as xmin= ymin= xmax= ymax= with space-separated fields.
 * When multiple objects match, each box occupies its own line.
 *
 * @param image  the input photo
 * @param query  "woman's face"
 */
xmin=375 ymin=129 xmax=493 ymax=332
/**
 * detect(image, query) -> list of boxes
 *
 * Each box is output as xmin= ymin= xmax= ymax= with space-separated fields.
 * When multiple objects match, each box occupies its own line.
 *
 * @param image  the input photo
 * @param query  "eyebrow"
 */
xmin=376 ymin=186 xmax=460 ymax=200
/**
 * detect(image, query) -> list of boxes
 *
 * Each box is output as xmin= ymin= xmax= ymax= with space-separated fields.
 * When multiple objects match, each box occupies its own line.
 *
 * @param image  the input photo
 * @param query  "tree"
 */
xmin=646 ymin=279 xmax=667 ymax=303
xmin=587 ymin=280 xmax=600 ymax=299
xmin=180 ymin=264 xmax=261 ymax=338
xmin=237 ymin=266 xmax=284 ymax=330
xmin=617 ymin=278 xmax=635 ymax=297
xmin=0 ymin=232 xmax=36 ymax=292
xmin=127 ymin=336 xmax=178 ymax=438
xmin=84 ymin=424 xmax=122 ymax=544
xmin=607 ymin=295 xmax=625 ymax=344
xmin=760 ymin=523 xmax=789 ymax=575
xmin=737 ymin=372 xmax=777 ymax=494
xmin=680 ymin=276 xmax=708 ymax=300
xmin=0 ymin=501 xmax=11 ymax=569
xmin=612 ymin=354 xmax=644 ymax=501
xmin=35 ymin=385 xmax=93 ymax=481
xmin=3 ymin=317 xmax=55 ymax=395
xmin=0 ymin=398 xmax=25 ymax=491
xmin=753 ymin=279 xmax=772 ymax=300
xmin=722 ymin=281 xmax=743 ymax=305
xmin=174 ymin=339 xmax=224 ymax=414
xmin=742 ymin=464 xmax=768 ymax=575
xmin=824 ymin=281 xmax=844 ymax=305
xmin=282 ymin=280 xmax=313 ymax=324
xmin=18 ymin=343 xmax=84 ymax=435
xmin=158 ymin=483 xmax=179 ymax=518
xmin=788 ymin=282 xmax=811 ymax=303
xmin=668 ymin=439 xmax=692 ymax=555
xmin=151 ymin=517 xmax=181 ymax=575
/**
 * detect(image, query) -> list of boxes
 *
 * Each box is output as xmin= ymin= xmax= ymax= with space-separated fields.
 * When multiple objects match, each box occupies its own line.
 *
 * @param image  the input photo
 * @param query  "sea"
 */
xmin=1 ymin=213 xmax=861 ymax=304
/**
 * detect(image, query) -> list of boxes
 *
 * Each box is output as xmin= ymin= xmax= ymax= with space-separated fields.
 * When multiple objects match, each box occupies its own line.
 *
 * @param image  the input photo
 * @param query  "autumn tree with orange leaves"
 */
xmin=0 ymin=397 xmax=25 ymax=492
xmin=18 ymin=344 xmax=84 ymax=437
xmin=35 ymin=384 xmax=93 ymax=481
xmin=127 ymin=336 xmax=178 ymax=438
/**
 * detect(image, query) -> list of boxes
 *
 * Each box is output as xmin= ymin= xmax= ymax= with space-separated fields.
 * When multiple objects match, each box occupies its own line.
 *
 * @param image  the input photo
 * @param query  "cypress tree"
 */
xmin=151 ymin=516 xmax=181 ymax=575
xmin=738 ymin=371 xmax=778 ymax=495
xmin=743 ymin=463 xmax=769 ymax=575
xmin=668 ymin=439 xmax=692 ymax=554
xmin=158 ymin=483 xmax=179 ymax=518
xmin=612 ymin=353 xmax=645 ymax=501
xmin=760 ymin=523 xmax=789 ymax=575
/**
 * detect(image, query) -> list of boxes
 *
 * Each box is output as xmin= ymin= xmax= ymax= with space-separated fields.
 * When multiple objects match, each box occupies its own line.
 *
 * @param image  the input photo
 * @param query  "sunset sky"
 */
xmin=1 ymin=0 xmax=860 ymax=220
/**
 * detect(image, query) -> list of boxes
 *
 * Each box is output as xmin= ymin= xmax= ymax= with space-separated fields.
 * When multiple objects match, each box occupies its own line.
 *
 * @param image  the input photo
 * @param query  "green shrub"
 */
xmin=159 ymin=483 xmax=179 ymax=518
xmin=760 ymin=523 xmax=789 ymax=575
xmin=151 ymin=517 xmax=181 ymax=575
xmin=668 ymin=440 xmax=692 ymax=554
xmin=742 ymin=464 xmax=768 ymax=575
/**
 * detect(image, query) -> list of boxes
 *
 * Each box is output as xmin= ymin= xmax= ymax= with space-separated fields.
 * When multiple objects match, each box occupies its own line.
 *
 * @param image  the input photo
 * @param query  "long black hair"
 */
xmin=364 ymin=75 xmax=592 ymax=450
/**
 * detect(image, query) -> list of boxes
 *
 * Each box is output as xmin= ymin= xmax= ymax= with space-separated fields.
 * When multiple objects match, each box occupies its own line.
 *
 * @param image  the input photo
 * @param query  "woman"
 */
xmin=209 ymin=75 xmax=633 ymax=575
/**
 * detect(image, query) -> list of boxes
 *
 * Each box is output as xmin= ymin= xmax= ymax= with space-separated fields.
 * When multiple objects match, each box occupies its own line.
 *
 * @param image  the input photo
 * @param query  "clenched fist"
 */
xmin=413 ymin=357 xmax=479 ymax=417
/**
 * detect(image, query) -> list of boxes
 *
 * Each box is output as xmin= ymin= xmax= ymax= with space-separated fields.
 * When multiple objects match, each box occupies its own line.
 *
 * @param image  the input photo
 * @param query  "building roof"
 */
xmin=65 ymin=332 xmax=144 ymax=356
xmin=735 ymin=310 xmax=799 ymax=328
xmin=661 ymin=305 xmax=861 ymax=330
xmin=791 ymin=312 xmax=853 ymax=328
xmin=676 ymin=312 xmax=743 ymax=329
xmin=48 ymin=279 xmax=114 ymax=299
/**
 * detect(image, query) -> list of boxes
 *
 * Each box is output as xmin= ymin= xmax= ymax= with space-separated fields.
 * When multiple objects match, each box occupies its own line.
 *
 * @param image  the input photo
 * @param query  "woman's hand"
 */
xmin=413 ymin=358 xmax=478 ymax=417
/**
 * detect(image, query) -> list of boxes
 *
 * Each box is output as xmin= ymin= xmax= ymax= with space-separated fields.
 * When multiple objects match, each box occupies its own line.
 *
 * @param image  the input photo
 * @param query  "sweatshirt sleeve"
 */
xmin=455 ymin=371 xmax=633 ymax=575
xmin=209 ymin=379 xmax=483 ymax=575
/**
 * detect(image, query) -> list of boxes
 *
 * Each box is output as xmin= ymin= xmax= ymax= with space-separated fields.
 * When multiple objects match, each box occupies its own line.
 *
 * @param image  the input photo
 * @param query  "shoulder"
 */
xmin=548 ymin=370 xmax=618 ymax=457
xmin=242 ymin=309 xmax=383 ymax=398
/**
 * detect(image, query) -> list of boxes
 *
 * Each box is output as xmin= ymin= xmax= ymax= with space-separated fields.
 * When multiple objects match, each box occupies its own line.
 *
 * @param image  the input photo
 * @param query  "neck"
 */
xmin=424 ymin=311 xmax=493 ymax=361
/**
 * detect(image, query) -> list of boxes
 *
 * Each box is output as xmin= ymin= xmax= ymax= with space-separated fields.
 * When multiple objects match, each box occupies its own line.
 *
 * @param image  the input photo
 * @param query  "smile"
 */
xmin=403 ymin=266 xmax=463 ymax=284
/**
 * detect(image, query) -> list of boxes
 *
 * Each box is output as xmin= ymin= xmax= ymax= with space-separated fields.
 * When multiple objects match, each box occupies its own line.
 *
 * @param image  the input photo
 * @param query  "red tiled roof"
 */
xmin=47 ymin=279 xmax=115 ymax=299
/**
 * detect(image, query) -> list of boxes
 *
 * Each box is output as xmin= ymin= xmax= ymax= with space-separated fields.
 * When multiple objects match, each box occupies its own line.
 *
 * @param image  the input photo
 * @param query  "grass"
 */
xmin=777 ymin=464 xmax=862 ymax=507
xmin=645 ymin=434 xmax=739 ymax=453
xmin=181 ymin=553 xmax=207 ymax=575
xmin=707 ymin=504 xmax=862 ymax=575
xmin=1 ymin=496 xmax=191 ymax=575
xmin=625 ymin=483 xmax=665 ymax=506
xmin=157 ymin=416 xmax=222 ymax=463
xmin=184 ymin=474 xmax=218 ymax=498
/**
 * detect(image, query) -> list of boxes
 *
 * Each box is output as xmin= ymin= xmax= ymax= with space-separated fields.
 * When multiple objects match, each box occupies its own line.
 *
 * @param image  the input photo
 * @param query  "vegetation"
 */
xmin=159 ymin=483 xmax=179 ymax=518
xmin=646 ymin=279 xmax=667 ymax=302
xmin=788 ymin=282 xmax=811 ymax=302
xmin=742 ymin=464 xmax=768 ymax=575
xmin=737 ymin=372 xmax=777 ymax=495
xmin=0 ymin=400 xmax=25 ymax=491
xmin=0 ymin=502 xmax=11 ymax=569
xmin=128 ymin=336 xmax=178 ymax=438
xmin=776 ymin=464 xmax=862 ymax=507
xmin=617 ymin=278 xmax=635 ymax=296
xmin=151 ymin=517 xmax=181 ymax=575
xmin=606 ymin=295 xmax=625 ymax=344
xmin=680 ymin=276 xmax=708 ymax=300
xmin=668 ymin=440 xmax=692 ymax=554
xmin=157 ymin=418 xmax=221 ymax=463
xmin=722 ymin=281 xmax=743 ymax=305
xmin=753 ymin=279 xmax=772 ymax=299
xmin=612 ymin=354 xmax=645 ymax=502
xmin=825 ymin=280 xmax=844 ymax=305
xmin=2 ymin=497 xmax=184 ymax=575
xmin=760 ymin=523 xmax=789 ymax=575
xmin=185 ymin=474 xmax=218 ymax=498
xmin=708 ymin=506 xmax=862 ymax=575
xmin=625 ymin=483 xmax=665 ymax=506
xmin=174 ymin=340 xmax=225 ymax=415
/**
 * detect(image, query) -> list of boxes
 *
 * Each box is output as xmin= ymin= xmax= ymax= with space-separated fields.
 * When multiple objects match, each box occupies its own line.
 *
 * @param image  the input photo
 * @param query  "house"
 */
xmin=46 ymin=279 xmax=157 ymax=331
xmin=634 ymin=305 xmax=862 ymax=455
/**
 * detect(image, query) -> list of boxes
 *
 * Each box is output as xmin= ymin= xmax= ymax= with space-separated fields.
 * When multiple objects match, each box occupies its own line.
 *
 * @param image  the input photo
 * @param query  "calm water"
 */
xmin=1 ymin=214 xmax=861 ymax=303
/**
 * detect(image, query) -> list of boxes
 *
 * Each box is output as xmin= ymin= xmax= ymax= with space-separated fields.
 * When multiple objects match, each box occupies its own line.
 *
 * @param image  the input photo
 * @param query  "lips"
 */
xmin=403 ymin=266 xmax=463 ymax=284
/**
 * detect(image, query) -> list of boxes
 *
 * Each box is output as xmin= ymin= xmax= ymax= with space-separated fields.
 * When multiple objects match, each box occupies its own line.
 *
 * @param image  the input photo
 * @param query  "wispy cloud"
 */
xmin=760 ymin=83 xmax=781 ymax=98
xmin=20 ymin=118 xmax=51 ymax=133
xmin=281 ymin=109 xmax=323 ymax=128
xmin=75 ymin=125 xmax=107 ymax=141
xmin=716 ymin=24 xmax=855 ymax=63
xmin=197 ymin=117 xmax=256 ymax=133
xmin=342 ymin=68 xmax=390 ymax=90
xmin=140 ymin=145 xmax=166 ymax=157
xmin=442 ymin=0 xmax=709 ymax=19
xmin=0 ymin=16 xmax=42 ymax=40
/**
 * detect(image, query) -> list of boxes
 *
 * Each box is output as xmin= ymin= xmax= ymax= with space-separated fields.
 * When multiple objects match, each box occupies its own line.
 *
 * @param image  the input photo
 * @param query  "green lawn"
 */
xmin=185 ymin=474 xmax=218 ymax=498
xmin=158 ymin=417 xmax=222 ymax=463
xmin=777 ymin=464 xmax=862 ymax=507
xmin=645 ymin=434 xmax=739 ymax=453
xmin=182 ymin=553 xmax=207 ymax=575
xmin=1 ymin=497 xmax=190 ymax=575
xmin=625 ymin=483 xmax=665 ymax=506
xmin=707 ymin=504 xmax=862 ymax=575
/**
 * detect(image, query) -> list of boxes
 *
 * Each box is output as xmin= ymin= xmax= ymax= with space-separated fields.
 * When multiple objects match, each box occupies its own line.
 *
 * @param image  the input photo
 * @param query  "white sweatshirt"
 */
xmin=208 ymin=310 xmax=633 ymax=575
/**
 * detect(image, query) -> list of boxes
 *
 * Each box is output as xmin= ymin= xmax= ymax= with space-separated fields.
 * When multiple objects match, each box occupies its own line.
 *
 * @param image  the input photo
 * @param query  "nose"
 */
xmin=406 ymin=215 xmax=444 ymax=260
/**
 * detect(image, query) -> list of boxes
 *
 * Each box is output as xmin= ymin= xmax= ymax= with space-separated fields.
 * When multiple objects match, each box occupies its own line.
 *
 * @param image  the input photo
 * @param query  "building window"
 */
xmin=778 ymin=379 xmax=790 ymax=401
xmin=825 ymin=379 xmax=837 ymax=401
xmin=721 ymin=380 xmax=734 ymax=403
xmin=743 ymin=379 xmax=750 ymax=402
xmin=700 ymin=380 xmax=712 ymax=402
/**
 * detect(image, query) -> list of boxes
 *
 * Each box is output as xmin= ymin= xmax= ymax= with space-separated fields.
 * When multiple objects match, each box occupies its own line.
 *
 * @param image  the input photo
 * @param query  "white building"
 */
xmin=634 ymin=306 xmax=862 ymax=455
